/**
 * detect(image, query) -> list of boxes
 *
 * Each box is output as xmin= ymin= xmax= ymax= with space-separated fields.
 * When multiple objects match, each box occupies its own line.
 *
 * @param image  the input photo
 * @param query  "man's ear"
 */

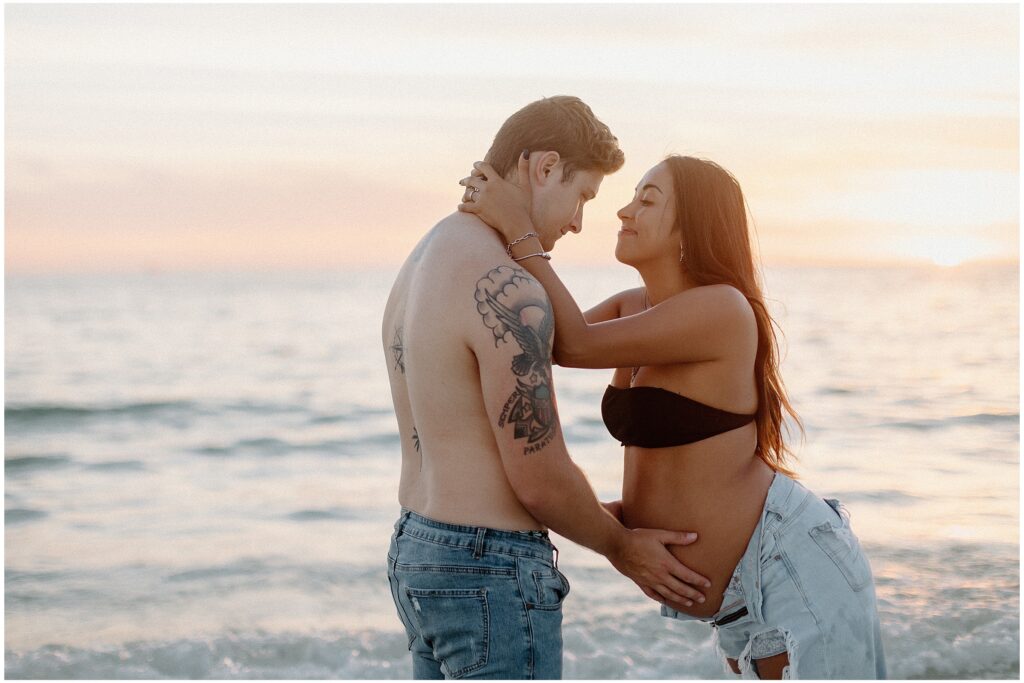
xmin=533 ymin=151 xmax=561 ymax=186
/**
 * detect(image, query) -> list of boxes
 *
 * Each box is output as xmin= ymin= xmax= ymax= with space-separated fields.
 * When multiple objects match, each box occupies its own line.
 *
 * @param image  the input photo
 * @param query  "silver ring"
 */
xmin=470 ymin=187 xmax=479 ymax=202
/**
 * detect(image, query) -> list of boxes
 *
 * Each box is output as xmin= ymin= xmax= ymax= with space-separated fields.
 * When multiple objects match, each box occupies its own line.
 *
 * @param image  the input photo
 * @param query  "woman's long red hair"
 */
xmin=664 ymin=155 xmax=802 ymax=476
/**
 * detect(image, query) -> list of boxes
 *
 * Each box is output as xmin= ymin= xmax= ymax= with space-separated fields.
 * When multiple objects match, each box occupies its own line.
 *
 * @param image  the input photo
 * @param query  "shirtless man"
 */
xmin=382 ymin=96 xmax=709 ymax=679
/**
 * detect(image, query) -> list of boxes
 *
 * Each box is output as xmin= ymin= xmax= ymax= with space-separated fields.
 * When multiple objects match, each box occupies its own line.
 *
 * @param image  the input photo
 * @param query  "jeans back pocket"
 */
xmin=405 ymin=587 xmax=490 ymax=678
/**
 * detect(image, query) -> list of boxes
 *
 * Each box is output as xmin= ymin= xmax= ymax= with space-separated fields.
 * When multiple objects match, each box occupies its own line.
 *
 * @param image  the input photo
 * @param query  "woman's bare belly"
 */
xmin=621 ymin=427 xmax=775 ymax=619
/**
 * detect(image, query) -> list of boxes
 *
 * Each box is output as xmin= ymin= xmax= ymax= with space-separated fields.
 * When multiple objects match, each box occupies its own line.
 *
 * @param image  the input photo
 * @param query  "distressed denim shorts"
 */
xmin=662 ymin=473 xmax=887 ymax=679
xmin=387 ymin=509 xmax=569 ymax=679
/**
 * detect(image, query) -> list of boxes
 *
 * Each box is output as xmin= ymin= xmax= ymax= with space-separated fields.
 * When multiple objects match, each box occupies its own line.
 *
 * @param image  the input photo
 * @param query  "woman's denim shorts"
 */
xmin=662 ymin=472 xmax=887 ymax=679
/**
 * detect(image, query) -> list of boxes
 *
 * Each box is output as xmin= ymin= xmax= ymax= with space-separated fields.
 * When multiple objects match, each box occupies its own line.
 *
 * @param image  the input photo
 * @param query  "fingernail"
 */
xmin=687 ymin=533 xmax=697 ymax=541
xmin=685 ymin=601 xmax=693 ymax=607
xmin=706 ymin=581 xmax=712 ymax=588
xmin=698 ymin=596 xmax=705 ymax=603
xmin=522 ymin=149 xmax=530 ymax=160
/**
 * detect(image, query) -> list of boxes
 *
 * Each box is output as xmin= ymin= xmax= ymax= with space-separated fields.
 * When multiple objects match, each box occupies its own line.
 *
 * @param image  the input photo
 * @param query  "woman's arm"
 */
xmin=459 ymin=158 xmax=754 ymax=369
xmin=583 ymin=287 xmax=642 ymax=323
xmin=509 ymin=242 xmax=752 ymax=369
xmin=560 ymin=289 xmax=635 ymax=369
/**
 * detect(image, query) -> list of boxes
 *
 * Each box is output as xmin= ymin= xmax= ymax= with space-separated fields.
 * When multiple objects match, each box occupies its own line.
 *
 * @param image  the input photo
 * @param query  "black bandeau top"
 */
xmin=602 ymin=384 xmax=756 ymax=448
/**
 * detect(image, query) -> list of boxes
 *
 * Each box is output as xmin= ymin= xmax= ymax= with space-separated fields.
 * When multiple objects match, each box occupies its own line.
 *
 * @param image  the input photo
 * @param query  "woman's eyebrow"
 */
xmin=634 ymin=183 xmax=663 ymax=194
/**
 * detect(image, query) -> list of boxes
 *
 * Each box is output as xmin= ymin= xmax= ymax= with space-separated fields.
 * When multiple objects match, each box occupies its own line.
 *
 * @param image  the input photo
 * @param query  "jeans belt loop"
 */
xmin=472 ymin=527 xmax=486 ymax=559
xmin=551 ymin=542 xmax=559 ymax=568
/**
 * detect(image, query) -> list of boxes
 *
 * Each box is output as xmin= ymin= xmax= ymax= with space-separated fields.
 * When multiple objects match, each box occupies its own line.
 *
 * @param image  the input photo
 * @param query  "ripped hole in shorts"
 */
xmin=732 ymin=627 xmax=799 ymax=680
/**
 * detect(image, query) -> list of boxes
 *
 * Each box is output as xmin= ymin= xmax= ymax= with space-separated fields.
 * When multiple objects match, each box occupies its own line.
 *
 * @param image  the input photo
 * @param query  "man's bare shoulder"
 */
xmin=414 ymin=212 xmax=508 ymax=268
xmin=432 ymin=217 xmax=552 ymax=310
xmin=403 ymin=214 xmax=526 ymax=305
xmin=404 ymin=216 xmax=551 ymax=347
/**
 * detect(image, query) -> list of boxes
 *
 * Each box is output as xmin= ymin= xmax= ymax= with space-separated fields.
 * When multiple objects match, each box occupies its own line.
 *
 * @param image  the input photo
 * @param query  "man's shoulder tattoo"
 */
xmin=474 ymin=266 xmax=555 ymax=453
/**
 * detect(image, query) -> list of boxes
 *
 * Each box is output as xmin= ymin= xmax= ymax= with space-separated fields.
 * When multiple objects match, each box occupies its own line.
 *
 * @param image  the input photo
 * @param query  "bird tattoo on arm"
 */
xmin=475 ymin=266 xmax=556 ymax=453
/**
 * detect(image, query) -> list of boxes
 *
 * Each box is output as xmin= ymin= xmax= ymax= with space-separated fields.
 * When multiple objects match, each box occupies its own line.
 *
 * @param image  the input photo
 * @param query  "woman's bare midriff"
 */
xmin=621 ymin=423 xmax=775 ymax=619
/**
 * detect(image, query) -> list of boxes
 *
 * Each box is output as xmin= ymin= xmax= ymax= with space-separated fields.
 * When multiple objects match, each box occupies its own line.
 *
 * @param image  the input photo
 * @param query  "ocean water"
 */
xmin=4 ymin=264 xmax=1019 ymax=679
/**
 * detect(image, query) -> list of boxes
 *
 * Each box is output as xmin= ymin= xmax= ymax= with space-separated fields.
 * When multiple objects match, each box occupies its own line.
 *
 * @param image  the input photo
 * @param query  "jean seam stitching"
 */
xmin=772 ymin=490 xmax=814 ymax=534
xmin=515 ymin=556 xmax=535 ymax=678
xmin=389 ymin=541 xmax=419 ymax=650
xmin=776 ymin=544 xmax=831 ymax=677
xmin=394 ymin=562 xmax=517 ymax=576
xmin=399 ymin=528 xmax=550 ymax=560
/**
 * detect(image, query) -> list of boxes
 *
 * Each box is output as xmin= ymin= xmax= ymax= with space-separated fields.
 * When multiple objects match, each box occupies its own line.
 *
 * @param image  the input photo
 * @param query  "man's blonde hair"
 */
xmin=485 ymin=96 xmax=625 ymax=182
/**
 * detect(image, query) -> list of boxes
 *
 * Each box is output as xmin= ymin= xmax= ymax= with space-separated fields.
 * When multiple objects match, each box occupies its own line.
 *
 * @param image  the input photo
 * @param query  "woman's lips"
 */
xmin=618 ymin=228 xmax=637 ymax=236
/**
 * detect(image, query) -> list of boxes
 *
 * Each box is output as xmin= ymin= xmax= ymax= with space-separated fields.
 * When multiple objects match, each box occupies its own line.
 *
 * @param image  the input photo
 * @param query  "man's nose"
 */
xmin=567 ymin=207 xmax=583 ymax=234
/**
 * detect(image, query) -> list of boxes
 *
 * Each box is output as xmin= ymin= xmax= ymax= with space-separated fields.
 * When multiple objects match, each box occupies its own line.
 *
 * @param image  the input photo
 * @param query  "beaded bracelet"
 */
xmin=505 ymin=232 xmax=539 ymax=258
xmin=512 ymin=251 xmax=551 ymax=262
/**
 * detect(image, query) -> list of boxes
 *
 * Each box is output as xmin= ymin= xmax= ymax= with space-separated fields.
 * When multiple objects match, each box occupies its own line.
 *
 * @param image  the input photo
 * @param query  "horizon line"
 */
xmin=5 ymin=257 xmax=1020 ymax=278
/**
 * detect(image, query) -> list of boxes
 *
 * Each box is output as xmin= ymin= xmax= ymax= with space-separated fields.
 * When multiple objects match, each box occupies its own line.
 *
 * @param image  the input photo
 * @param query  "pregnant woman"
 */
xmin=457 ymin=152 xmax=886 ymax=679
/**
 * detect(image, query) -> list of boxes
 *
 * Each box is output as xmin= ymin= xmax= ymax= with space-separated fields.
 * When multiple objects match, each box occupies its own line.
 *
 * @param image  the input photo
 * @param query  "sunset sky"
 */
xmin=5 ymin=3 xmax=1019 ymax=273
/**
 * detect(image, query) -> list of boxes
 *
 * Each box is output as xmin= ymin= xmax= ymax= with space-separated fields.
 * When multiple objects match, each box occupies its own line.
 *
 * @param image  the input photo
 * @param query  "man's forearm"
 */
xmin=516 ymin=459 xmax=625 ymax=559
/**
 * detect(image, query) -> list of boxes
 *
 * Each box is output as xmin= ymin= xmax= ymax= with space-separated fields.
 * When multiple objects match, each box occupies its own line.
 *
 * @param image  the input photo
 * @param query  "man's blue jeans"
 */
xmin=387 ymin=509 xmax=569 ymax=679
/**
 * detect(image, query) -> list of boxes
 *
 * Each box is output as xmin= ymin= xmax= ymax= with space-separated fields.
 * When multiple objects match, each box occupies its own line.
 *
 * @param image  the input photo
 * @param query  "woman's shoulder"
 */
xmin=696 ymin=283 xmax=750 ymax=306
xmin=668 ymin=283 xmax=756 ymax=329
xmin=615 ymin=287 xmax=646 ymax=309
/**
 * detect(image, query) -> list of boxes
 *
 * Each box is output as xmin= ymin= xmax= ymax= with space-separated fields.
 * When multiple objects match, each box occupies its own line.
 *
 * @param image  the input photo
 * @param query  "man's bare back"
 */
xmin=382 ymin=213 xmax=544 ymax=530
